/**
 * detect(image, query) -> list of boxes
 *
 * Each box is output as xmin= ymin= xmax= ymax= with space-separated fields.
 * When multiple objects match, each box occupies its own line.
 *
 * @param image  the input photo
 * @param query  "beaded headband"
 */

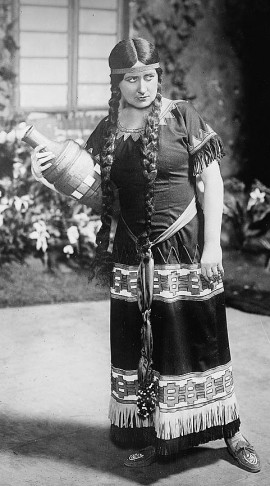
xmin=111 ymin=62 xmax=160 ymax=75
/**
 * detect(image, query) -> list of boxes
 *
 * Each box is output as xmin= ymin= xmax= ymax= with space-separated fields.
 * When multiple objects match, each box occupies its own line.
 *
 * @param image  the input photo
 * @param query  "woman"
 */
xmin=31 ymin=38 xmax=260 ymax=472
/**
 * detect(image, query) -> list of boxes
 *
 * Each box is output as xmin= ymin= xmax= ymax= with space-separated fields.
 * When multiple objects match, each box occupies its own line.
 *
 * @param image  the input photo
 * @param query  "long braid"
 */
xmin=137 ymin=76 xmax=162 ymax=254
xmin=92 ymin=83 xmax=121 ymax=282
xmin=136 ymin=76 xmax=162 ymax=418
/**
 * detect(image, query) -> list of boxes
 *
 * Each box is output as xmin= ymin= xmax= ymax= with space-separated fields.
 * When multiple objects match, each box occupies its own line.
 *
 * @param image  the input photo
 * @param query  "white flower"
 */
xmin=67 ymin=225 xmax=79 ymax=244
xmin=73 ymin=212 xmax=89 ymax=226
xmin=0 ymin=123 xmax=29 ymax=144
xmin=13 ymin=162 xmax=27 ymax=179
xmin=63 ymin=244 xmax=74 ymax=255
xmin=0 ymin=200 xmax=10 ymax=213
xmin=0 ymin=131 xmax=7 ymax=144
xmin=29 ymin=221 xmax=50 ymax=252
xmin=80 ymin=219 xmax=101 ymax=244
xmin=247 ymin=188 xmax=266 ymax=210
xmin=14 ymin=195 xmax=31 ymax=212
xmin=14 ymin=122 xmax=28 ymax=141
xmin=5 ymin=130 xmax=16 ymax=143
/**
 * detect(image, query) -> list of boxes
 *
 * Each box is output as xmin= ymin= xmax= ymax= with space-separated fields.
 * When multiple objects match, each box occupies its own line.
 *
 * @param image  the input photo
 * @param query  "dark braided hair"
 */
xmin=92 ymin=38 xmax=162 ymax=282
xmin=137 ymin=79 xmax=162 ymax=254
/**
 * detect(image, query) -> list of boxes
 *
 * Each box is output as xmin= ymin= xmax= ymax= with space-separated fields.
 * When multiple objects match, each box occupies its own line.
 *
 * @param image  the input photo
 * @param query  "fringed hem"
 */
xmin=109 ymin=393 xmax=240 ymax=455
xmin=110 ymin=424 xmax=156 ymax=449
xmin=156 ymin=418 xmax=241 ymax=456
xmin=109 ymin=420 xmax=241 ymax=454
xmin=108 ymin=396 xmax=155 ymax=429
xmin=155 ymin=393 xmax=240 ymax=440
xmin=192 ymin=135 xmax=225 ymax=176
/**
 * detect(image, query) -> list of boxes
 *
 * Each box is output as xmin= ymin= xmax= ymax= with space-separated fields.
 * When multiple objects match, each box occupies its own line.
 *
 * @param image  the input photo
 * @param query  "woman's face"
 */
xmin=119 ymin=61 xmax=158 ymax=109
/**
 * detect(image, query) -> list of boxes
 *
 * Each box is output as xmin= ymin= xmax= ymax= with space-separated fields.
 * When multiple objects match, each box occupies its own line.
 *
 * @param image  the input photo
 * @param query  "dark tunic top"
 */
xmin=86 ymin=98 xmax=223 ymax=265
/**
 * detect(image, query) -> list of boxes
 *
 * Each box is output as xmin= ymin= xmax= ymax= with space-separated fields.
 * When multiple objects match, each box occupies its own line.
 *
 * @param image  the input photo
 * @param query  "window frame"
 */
xmin=12 ymin=0 xmax=129 ymax=113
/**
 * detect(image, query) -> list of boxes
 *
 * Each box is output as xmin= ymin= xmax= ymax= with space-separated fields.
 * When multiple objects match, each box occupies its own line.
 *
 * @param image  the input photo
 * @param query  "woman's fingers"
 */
xmin=33 ymin=145 xmax=55 ymax=162
xmin=31 ymin=144 xmax=54 ymax=177
xmin=39 ymin=162 xmax=52 ymax=172
xmin=200 ymin=263 xmax=212 ymax=281
xmin=38 ymin=154 xmax=54 ymax=164
xmin=201 ymin=263 xmax=223 ymax=281
xmin=33 ymin=144 xmax=46 ymax=154
xmin=217 ymin=262 xmax=224 ymax=277
xmin=36 ymin=151 xmax=54 ymax=162
xmin=201 ymin=246 xmax=224 ymax=283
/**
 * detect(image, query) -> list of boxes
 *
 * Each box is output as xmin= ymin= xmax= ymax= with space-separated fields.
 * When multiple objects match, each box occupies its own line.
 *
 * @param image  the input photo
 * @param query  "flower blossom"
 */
xmin=79 ymin=219 xmax=101 ymax=245
xmin=247 ymin=187 xmax=266 ymax=210
xmin=67 ymin=225 xmax=80 ymax=244
xmin=63 ymin=244 xmax=74 ymax=256
xmin=29 ymin=221 xmax=50 ymax=252
xmin=14 ymin=195 xmax=32 ymax=212
xmin=13 ymin=162 xmax=27 ymax=179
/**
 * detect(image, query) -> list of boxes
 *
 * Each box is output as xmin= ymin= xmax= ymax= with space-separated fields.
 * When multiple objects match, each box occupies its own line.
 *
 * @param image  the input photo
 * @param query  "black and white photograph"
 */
xmin=0 ymin=1 xmax=269 ymax=485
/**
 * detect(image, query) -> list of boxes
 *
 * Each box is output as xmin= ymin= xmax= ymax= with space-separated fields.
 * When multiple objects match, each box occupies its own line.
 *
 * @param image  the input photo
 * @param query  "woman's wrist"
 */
xmin=203 ymin=239 xmax=221 ymax=248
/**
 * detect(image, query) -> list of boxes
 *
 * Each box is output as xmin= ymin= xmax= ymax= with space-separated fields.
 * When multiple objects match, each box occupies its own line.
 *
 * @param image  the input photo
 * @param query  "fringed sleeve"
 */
xmin=192 ymin=135 xmax=225 ymax=176
xmin=176 ymin=102 xmax=225 ymax=176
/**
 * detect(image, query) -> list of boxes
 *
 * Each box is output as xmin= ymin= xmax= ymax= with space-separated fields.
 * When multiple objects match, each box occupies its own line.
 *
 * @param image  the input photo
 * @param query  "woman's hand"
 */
xmin=200 ymin=242 xmax=224 ymax=282
xmin=31 ymin=144 xmax=55 ymax=178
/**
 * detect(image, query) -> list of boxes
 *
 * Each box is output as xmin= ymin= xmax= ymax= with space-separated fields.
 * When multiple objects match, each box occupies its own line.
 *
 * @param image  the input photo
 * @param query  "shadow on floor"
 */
xmin=1 ymin=414 xmax=234 ymax=485
xmin=225 ymin=282 xmax=270 ymax=316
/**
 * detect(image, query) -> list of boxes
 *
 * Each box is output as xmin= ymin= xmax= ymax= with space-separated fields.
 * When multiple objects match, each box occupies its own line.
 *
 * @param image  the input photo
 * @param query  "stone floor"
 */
xmin=0 ymin=301 xmax=269 ymax=486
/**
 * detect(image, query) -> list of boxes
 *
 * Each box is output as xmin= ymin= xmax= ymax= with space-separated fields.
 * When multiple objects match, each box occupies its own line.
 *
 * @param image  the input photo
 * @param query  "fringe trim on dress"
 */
xmin=192 ymin=135 xmax=225 ymax=176
xmin=155 ymin=392 xmax=239 ymax=440
xmin=110 ymin=424 xmax=156 ymax=449
xmin=155 ymin=418 xmax=241 ymax=456
xmin=109 ymin=393 xmax=240 ymax=453
xmin=109 ymin=397 xmax=155 ymax=448
xmin=109 ymin=396 xmax=155 ymax=429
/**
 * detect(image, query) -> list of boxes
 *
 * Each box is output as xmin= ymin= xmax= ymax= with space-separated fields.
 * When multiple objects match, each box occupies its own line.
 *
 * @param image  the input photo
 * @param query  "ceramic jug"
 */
xmin=22 ymin=125 xmax=102 ymax=211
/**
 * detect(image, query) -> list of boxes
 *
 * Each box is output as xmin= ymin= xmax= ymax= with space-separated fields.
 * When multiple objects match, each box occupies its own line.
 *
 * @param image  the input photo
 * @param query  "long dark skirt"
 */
xmin=109 ymin=262 xmax=240 ymax=456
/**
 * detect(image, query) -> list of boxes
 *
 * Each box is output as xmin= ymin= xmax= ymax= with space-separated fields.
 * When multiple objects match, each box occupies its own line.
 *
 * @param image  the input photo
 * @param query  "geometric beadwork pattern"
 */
xmin=111 ymin=367 xmax=139 ymax=404
xmin=111 ymin=263 xmax=223 ymax=302
xmin=187 ymin=124 xmax=217 ymax=155
xmin=158 ymin=365 xmax=234 ymax=410
xmin=111 ymin=362 xmax=234 ymax=409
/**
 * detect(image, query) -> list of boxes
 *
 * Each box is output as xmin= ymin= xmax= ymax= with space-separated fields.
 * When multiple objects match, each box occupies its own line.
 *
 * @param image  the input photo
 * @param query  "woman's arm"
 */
xmin=199 ymin=160 xmax=224 ymax=281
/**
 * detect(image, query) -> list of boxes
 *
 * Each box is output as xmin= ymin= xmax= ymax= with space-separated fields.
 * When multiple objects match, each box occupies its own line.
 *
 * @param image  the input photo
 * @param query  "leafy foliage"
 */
xmin=222 ymin=178 xmax=270 ymax=267
xmin=134 ymin=0 xmax=203 ymax=99
xmin=0 ymin=1 xmax=18 ymax=125
xmin=0 ymin=138 xmax=101 ymax=268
